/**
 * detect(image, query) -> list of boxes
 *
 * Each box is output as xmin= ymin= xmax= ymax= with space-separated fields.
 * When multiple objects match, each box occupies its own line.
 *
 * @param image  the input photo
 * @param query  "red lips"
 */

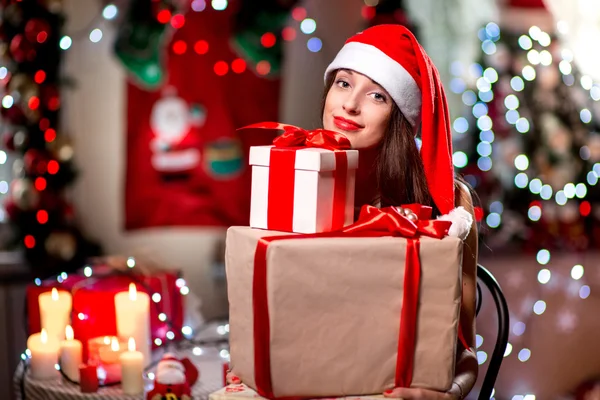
xmin=333 ymin=116 xmax=363 ymax=131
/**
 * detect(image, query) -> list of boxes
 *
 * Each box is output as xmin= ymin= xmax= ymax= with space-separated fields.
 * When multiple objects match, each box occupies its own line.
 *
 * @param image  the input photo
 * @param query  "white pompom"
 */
xmin=437 ymin=206 xmax=473 ymax=240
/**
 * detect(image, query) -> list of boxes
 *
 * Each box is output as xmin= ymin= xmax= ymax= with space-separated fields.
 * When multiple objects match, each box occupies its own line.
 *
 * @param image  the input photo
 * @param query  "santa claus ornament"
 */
xmin=147 ymin=354 xmax=200 ymax=400
xmin=149 ymin=89 xmax=205 ymax=175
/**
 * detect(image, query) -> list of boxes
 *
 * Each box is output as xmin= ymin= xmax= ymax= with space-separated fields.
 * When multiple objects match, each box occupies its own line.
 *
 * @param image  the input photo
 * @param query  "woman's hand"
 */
xmin=383 ymin=387 xmax=458 ymax=400
xmin=226 ymin=371 xmax=241 ymax=385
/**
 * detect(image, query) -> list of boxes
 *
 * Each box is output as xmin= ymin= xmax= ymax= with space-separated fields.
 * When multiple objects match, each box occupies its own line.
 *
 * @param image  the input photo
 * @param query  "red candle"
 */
xmin=79 ymin=364 xmax=99 ymax=393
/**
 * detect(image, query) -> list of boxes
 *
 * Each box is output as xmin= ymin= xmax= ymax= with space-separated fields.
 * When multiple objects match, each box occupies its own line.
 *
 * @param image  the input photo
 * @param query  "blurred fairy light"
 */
xmin=511 ymin=76 xmax=525 ymax=91
xmin=504 ymin=343 xmax=513 ymax=357
xmin=192 ymin=0 xmax=207 ymax=11
xmin=2 ymin=95 xmax=14 ymax=108
xmin=563 ymin=74 xmax=575 ymax=86
xmin=473 ymin=103 xmax=488 ymax=118
xmin=450 ymin=78 xmax=466 ymax=93
xmin=506 ymin=110 xmax=520 ymax=124
xmin=563 ymin=183 xmax=576 ymax=198
xmin=0 ymin=67 xmax=6 ymax=80
xmin=476 ymin=77 xmax=492 ymax=92
xmin=522 ymin=65 xmax=536 ymax=81
xmin=484 ymin=67 xmax=499 ymax=83
xmin=575 ymin=183 xmax=587 ymax=198
xmin=478 ymin=156 xmax=492 ymax=172
xmin=527 ymin=49 xmax=540 ymax=65
xmin=307 ymin=37 xmax=322 ymax=52
xmin=512 ymin=321 xmax=526 ymax=336
xmin=580 ymin=285 xmax=591 ymax=299
xmin=504 ymin=94 xmax=519 ymax=110
xmin=453 ymin=151 xmax=468 ymax=168
xmin=489 ymin=201 xmax=503 ymax=214
xmin=561 ymin=49 xmax=574 ymax=62
xmin=537 ymin=32 xmax=551 ymax=47
xmin=89 ymin=29 xmax=103 ymax=43
xmin=539 ymin=50 xmax=552 ymax=66
xmin=476 ymin=334 xmax=484 ymax=348
xmin=480 ymin=130 xmax=494 ymax=142
xmin=462 ymin=91 xmax=477 ymax=106
xmin=587 ymin=171 xmax=598 ymax=186
xmin=524 ymin=395 xmax=536 ymax=400
xmin=536 ymin=249 xmax=550 ymax=265
xmin=515 ymin=118 xmax=530 ymax=133
xmin=477 ymin=115 xmax=493 ymax=131
xmin=482 ymin=40 xmax=497 ymax=55
xmin=102 ymin=4 xmax=118 ymax=20
xmin=590 ymin=86 xmax=600 ymax=101
xmin=528 ymin=26 xmax=541 ymax=40
xmin=477 ymin=142 xmax=492 ymax=157
xmin=453 ymin=117 xmax=469 ymax=133
xmin=580 ymin=109 xmax=592 ymax=123
xmin=571 ymin=265 xmax=584 ymax=280
xmin=555 ymin=190 xmax=567 ymax=206
xmin=60 ymin=36 xmax=72 ymax=50
xmin=518 ymin=35 xmax=533 ymax=50
xmin=540 ymin=185 xmax=553 ymax=200
xmin=529 ymin=178 xmax=542 ymax=194
xmin=557 ymin=20 xmax=569 ymax=34
xmin=515 ymin=173 xmax=528 ymax=188
xmin=211 ymin=0 xmax=228 ymax=10
xmin=528 ymin=205 xmax=541 ymax=221
xmin=477 ymin=351 xmax=488 ymax=365
xmin=537 ymin=268 xmax=551 ymax=284
xmin=518 ymin=348 xmax=531 ymax=362
xmin=486 ymin=212 xmax=501 ymax=228
xmin=300 ymin=18 xmax=317 ymax=35
xmin=479 ymin=90 xmax=493 ymax=102
xmin=580 ymin=75 xmax=593 ymax=90
xmin=514 ymin=154 xmax=529 ymax=171
xmin=533 ymin=300 xmax=546 ymax=315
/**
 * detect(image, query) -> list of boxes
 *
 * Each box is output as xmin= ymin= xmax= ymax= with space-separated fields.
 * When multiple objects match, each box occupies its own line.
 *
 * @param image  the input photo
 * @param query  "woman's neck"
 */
xmin=354 ymin=146 xmax=380 ymax=208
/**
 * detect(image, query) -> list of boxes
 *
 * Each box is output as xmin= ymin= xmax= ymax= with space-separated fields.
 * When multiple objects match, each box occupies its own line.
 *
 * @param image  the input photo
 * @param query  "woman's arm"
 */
xmin=451 ymin=181 xmax=479 ymax=397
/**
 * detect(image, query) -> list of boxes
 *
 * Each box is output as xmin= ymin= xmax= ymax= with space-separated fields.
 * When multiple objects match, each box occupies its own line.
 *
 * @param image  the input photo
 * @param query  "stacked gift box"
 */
xmin=223 ymin=124 xmax=465 ymax=399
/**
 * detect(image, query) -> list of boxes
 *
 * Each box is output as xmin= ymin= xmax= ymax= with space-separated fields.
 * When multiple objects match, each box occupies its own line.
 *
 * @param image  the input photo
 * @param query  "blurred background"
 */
xmin=1 ymin=0 xmax=600 ymax=398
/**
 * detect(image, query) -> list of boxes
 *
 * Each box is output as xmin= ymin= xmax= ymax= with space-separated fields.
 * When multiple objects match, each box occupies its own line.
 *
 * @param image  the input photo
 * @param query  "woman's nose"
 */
xmin=342 ymin=94 xmax=360 ymax=114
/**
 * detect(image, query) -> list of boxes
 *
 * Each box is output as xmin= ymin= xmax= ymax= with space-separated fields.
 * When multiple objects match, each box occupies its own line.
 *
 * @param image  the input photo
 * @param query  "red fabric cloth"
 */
xmin=125 ymin=6 xmax=280 ymax=229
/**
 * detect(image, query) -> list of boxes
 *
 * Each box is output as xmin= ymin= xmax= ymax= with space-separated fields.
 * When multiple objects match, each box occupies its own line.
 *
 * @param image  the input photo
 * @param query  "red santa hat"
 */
xmin=324 ymin=24 xmax=455 ymax=217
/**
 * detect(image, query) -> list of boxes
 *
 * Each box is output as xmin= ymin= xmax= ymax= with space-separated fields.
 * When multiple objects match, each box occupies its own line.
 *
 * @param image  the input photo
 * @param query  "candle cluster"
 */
xmin=27 ymin=283 xmax=150 ymax=394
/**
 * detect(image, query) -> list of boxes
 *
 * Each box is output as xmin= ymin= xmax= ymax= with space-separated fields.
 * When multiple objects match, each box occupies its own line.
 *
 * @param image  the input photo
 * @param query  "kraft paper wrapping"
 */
xmin=226 ymin=226 xmax=463 ymax=398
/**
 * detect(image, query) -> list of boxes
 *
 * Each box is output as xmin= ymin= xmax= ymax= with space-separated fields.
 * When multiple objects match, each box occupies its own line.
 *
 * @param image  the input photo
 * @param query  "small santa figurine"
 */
xmin=147 ymin=354 xmax=200 ymax=400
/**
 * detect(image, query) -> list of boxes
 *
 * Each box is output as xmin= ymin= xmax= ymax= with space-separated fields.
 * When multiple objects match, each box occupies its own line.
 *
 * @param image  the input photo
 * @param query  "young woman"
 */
xmin=229 ymin=24 xmax=479 ymax=400
xmin=322 ymin=24 xmax=478 ymax=400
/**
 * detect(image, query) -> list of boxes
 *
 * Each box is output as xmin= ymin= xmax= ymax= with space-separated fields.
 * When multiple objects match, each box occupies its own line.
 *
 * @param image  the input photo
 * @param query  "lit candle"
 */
xmin=38 ymin=288 xmax=72 ymax=341
xmin=27 ymin=328 xmax=60 ymax=380
xmin=119 ymin=338 xmax=144 ymax=395
xmin=59 ymin=325 xmax=82 ymax=382
xmin=114 ymin=283 xmax=151 ymax=366
xmin=98 ymin=337 xmax=125 ymax=364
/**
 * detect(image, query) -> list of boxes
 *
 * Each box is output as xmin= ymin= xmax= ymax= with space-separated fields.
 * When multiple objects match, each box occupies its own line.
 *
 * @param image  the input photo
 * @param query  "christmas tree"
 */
xmin=451 ymin=22 xmax=600 ymax=255
xmin=0 ymin=0 xmax=100 ymax=276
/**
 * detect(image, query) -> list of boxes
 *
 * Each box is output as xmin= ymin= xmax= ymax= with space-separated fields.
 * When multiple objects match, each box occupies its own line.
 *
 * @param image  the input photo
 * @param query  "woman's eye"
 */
xmin=336 ymin=79 xmax=350 ymax=88
xmin=371 ymin=92 xmax=386 ymax=102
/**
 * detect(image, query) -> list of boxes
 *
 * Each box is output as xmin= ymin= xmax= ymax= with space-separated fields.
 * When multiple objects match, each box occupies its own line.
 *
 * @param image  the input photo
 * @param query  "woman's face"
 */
xmin=323 ymin=69 xmax=393 ymax=149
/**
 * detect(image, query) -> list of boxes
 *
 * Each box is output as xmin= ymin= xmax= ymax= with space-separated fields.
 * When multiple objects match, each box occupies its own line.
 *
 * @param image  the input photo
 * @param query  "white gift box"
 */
xmin=249 ymin=145 xmax=359 ymax=234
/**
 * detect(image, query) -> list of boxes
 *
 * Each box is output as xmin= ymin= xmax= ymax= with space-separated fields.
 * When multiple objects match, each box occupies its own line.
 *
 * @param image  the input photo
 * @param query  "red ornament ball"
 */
xmin=25 ymin=19 xmax=51 ymax=44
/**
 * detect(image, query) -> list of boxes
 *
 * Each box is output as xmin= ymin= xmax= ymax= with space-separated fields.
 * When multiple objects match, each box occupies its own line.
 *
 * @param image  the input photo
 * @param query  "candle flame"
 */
xmin=129 ymin=283 xmax=137 ymax=301
xmin=51 ymin=288 xmax=59 ymax=301
xmin=111 ymin=337 xmax=120 ymax=352
xmin=128 ymin=337 xmax=136 ymax=352
xmin=41 ymin=329 xmax=48 ymax=344
xmin=103 ymin=336 xmax=111 ymax=345
xmin=65 ymin=325 xmax=74 ymax=341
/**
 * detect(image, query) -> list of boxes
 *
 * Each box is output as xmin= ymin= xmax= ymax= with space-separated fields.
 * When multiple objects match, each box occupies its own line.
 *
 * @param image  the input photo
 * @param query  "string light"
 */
xmin=89 ymin=29 xmax=102 ymax=43
xmin=102 ymin=4 xmax=118 ymax=20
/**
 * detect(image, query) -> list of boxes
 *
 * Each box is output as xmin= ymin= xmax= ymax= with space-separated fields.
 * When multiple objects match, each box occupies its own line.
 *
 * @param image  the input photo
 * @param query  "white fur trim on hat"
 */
xmin=437 ymin=206 xmax=473 ymax=241
xmin=324 ymin=41 xmax=421 ymax=127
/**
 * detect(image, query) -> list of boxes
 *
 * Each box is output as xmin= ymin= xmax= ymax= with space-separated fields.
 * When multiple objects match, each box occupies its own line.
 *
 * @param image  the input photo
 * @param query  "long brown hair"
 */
xmin=322 ymin=70 xmax=436 ymax=213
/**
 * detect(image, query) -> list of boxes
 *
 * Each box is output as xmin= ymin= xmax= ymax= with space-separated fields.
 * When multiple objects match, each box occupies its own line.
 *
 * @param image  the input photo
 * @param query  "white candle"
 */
xmin=59 ymin=325 xmax=82 ymax=382
xmin=27 ymin=329 xmax=60 ymax=380
xmin=39 ymin=288 xmax=72 ymax=341
xmin=114 ymin=283 xmax=151 ymax=366
xmin=119 ymin=338 xmax=144 ymax=395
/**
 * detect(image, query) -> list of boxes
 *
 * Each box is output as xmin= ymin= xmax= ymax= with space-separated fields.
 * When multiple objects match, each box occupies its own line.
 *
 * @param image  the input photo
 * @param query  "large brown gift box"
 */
xmin=226 ymin=226 xmax=463 ymax=398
